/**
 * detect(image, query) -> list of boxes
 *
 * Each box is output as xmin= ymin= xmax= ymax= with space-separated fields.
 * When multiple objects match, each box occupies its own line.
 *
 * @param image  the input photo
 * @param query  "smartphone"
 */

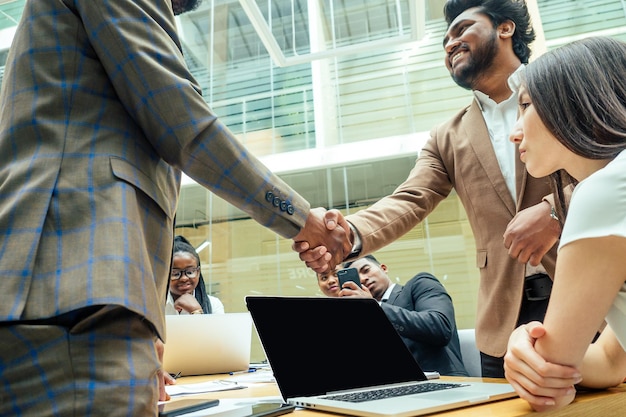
xmin=243 ymin=402 xmax=295 ymax=417
xmin=337 ymin=268 xmax=361 ymax=289
xmin=209 ymin=402 xmax=295 ymax=417
xmin=216 ymin=402 xmax=295 ymax=417
xmin=158 ymin=398 xmax=219 ymax=417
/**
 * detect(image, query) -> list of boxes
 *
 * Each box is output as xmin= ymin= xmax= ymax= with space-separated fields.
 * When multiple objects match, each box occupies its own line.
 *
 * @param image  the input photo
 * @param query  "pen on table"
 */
xmin=229 ymin=367 xmax=257 ymax=375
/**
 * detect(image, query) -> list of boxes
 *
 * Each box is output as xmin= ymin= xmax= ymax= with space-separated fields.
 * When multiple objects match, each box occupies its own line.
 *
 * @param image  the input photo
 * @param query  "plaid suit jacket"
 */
xmin=0 ymin=0 xmax=309 ymax=338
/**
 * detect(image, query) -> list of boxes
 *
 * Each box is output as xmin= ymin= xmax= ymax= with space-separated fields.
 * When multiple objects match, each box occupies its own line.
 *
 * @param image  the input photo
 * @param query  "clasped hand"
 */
xmin=173 ymin=293 xmax=202 ymax=314
xmin=504 ymin=322 xmax=582 ymax=412
xmin=503 ymin=202 xmax=561 ymax=266
xmin=292 ymin=208 xmax=352 ymax=273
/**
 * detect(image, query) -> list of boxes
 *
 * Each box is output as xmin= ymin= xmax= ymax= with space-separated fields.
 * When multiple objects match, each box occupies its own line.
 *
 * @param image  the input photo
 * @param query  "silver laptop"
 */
xmin=163 ymin=313 xmax=252 ymax=376
xmin=245 ymin=296 xmax=517 ymax=417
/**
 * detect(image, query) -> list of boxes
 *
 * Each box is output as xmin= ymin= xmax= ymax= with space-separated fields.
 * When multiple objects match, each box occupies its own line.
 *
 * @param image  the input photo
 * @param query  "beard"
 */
xmin=450 ymin=31 xmax=498 ymax=90
xmin=171 ymin=0 xmax=202 ymax=15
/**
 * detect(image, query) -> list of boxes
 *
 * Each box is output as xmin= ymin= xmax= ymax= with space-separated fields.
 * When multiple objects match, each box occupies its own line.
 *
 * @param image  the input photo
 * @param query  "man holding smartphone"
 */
xmin=339 ymin=255 xmax=468 ymax=376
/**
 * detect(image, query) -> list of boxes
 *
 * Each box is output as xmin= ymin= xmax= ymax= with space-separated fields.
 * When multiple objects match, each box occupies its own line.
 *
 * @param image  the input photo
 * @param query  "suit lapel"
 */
xmin=385 ymin=284 xmax=403 ymax=304
xmin=463 ymin=101 xmax=517 ymax=216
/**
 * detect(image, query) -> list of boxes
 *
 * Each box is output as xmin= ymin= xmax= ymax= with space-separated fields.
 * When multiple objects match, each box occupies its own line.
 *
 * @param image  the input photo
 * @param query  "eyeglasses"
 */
xmin=170 ymin=267 xmax=200 ymax=280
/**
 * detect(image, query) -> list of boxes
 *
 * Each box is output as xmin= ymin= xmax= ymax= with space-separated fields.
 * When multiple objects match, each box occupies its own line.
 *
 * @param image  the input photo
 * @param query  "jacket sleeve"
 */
xmin=76 ymin=0 xmax=309 ymax=238
xmin=346 ymin=128 xmax=454 ymax=255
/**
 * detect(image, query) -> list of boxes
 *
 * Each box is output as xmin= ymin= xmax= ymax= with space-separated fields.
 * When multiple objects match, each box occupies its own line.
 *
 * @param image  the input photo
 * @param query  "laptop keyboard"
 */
xmin=324 ymin=382 xmax=468 ymax=403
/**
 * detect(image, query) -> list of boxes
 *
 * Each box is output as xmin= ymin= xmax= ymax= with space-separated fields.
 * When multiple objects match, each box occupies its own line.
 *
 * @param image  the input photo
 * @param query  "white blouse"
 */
xmin=559 ymin=150 xmax=626 ymax=349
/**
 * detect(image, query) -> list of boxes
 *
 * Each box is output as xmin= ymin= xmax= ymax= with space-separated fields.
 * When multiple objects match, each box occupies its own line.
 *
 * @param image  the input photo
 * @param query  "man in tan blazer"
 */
xmin=0 ymin=0 xmax=347 ymax=415
xmin=296 ymin=0 xmax=561 ymax=378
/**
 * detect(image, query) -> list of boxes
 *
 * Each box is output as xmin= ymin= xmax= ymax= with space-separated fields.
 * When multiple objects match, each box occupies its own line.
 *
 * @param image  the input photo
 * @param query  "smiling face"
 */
xmin=317 ymin=266 xmax=341 ymax=297
xmin=443 ymin=8 xmax=500 ymax=90
xmin=509 ymin=86 xmax=569 ymax=178
xmin=169 ymin=252 xmax=200 ymax=297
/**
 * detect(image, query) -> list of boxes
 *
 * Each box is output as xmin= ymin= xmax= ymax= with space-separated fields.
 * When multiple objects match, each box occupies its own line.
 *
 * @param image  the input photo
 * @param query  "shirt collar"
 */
xmin=473 ymin=64 xmax=526 ymax=111
xmin=380 ymin=283 xmax=396 ymax=303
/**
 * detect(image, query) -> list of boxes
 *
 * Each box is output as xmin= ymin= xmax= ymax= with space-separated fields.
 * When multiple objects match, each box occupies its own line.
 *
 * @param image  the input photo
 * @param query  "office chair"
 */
xmin=458 ymin=328 xmax=482 ymax=377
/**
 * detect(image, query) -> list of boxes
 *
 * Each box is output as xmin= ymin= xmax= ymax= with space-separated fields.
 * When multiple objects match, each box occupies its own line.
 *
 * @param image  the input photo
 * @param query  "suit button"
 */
xmin=265 ymin=191 xmax=274 ymax=202
xmin=272 ymin=197 xmax=281 ymax=207
xmin=286 ymin=205 xmax=294 ymax=215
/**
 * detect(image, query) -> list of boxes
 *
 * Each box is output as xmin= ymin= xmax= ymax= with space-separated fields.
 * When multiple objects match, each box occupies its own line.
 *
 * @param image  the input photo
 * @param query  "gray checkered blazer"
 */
xmin=0 ymin=0 xmax=309 ymax=338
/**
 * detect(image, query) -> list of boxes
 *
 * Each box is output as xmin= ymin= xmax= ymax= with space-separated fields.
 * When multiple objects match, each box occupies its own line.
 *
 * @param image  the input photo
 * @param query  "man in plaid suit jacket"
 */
xmin=0 ymin=0 xmax=348 ymax=415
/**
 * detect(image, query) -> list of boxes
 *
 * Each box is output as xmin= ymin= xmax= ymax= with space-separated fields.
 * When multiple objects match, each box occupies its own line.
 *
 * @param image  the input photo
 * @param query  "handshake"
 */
xmin=292 ymin=207 xmax=354 ymax=273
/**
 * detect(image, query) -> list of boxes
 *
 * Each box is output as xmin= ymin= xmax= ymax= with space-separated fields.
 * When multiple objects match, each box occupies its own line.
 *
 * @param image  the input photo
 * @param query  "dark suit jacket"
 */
xmin=382 ymin=273 xmax=467 ymax=376
xmin=348 ymin=100 xmax=558 ymax=356
xmin=0 ymin=0 xmax=308 ymax=339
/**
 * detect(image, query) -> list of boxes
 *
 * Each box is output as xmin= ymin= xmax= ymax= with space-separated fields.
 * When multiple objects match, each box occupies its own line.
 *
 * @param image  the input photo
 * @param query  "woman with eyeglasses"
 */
xmin=165 ymin=235 xmax=225 ymax=315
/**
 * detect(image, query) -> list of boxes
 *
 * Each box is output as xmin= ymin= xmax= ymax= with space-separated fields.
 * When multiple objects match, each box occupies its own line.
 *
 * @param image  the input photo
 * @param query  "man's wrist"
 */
xmin=348 ymin=222 xmax=362 ymax=256
xmin=549 ymin=205 xmax=559 ymax=221
xmin=191 ymin=308 xmax=203 ymax=314
xmin=542 ymin=198 xmax=559 ymax=221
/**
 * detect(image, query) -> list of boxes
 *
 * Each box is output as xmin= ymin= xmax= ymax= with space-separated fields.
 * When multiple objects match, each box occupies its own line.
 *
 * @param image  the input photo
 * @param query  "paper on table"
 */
xmin=228 ymin=370 xmax=276 ymax=384
xmin=165 ymin=380 xmax=246 ymax=397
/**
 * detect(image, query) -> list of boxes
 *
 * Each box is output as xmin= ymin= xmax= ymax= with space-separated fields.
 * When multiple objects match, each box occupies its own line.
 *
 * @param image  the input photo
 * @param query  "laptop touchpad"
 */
xmin=414 ymin=390 xmax=492 ymax=403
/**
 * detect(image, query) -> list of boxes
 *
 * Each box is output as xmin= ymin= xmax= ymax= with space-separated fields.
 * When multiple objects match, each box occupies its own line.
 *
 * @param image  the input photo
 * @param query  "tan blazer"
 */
xmin=0 ymin=0 xmax=309 ymax=339
xmin=347 ymin=100 xmax=557 ymax=356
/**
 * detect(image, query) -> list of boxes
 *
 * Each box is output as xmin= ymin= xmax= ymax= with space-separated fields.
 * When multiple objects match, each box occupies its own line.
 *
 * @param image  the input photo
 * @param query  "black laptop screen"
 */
xmin=246 ymin=296 xmax=427 ymax=399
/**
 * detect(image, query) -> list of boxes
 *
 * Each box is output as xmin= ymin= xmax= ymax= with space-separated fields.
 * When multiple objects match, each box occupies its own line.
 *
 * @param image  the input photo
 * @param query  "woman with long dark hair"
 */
xmin=504 ymin=36 xmax=626 ymax=412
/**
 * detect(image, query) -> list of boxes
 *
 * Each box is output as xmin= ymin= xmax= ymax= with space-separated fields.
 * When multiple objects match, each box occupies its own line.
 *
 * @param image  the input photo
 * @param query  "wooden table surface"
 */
xmin=170 ymin=373 xmax=626 ymax=416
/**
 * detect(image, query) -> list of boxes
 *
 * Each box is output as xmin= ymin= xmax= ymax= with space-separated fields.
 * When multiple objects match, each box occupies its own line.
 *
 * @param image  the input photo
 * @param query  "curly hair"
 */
xmin=443 ymin=0 xmax=535 ymax=64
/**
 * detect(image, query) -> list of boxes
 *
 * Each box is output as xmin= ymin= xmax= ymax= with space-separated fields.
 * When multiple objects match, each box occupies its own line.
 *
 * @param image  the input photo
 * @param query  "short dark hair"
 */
xmin=343 ymin=254 xmax=380 ymax=269
xmin=172 ymin=0 xmax=202 ymax=16
xmin=443 ymin=0 xmax=535 ymax=64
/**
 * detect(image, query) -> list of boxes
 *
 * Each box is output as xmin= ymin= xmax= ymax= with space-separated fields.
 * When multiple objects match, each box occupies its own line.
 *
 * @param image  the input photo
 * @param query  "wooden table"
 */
xmin=171 ymin=374 xmax=626 ymax=416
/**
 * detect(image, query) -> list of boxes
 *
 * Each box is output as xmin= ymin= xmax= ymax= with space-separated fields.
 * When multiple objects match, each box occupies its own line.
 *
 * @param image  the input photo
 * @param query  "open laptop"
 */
xmin=163 ymin=313 xmax=252 ymax=376
xmin=245 ymin=296 xmax=517 ymax=417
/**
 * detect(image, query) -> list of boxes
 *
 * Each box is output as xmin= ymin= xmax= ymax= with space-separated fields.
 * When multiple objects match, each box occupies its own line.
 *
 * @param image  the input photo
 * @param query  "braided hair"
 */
xmin=173 ymin=235 xmax=212 ymax=314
